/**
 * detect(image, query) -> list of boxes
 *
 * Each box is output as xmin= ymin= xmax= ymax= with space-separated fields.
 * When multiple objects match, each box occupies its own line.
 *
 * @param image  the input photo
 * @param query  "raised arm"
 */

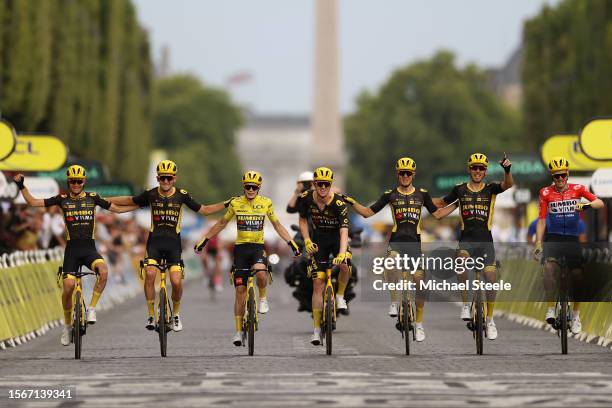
xmin=109 ymin=203 xmax=139 ymax=213
xmin=107 ymin=196 xmax=136 ymax=206
xmin=432 ymin=202 xmax=458 ymax=219
xmin=500 ymin=153 xmax=514 ymax=191
xmin=13 ymin=174 xmax=45 ymax=207
xmin=198 ymin=197 xmax=237 ymax=216
xmin=194 ymin=218 xmax=229 ymax=252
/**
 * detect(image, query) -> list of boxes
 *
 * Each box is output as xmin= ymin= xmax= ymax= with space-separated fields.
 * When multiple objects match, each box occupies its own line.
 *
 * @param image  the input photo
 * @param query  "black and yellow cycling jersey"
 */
xmin=43 ymin=192 xmax=111 ymax=240
xmin=132 ymin=187 xmax=202 ymax=237
xmin=369 ymin=187 xmax=437 ymax=243
xmin=224 ymin=195 xmax=278 ymax=245
xmin=298 ymin=190 xmax=349 ymax=239
xmin=442 ymin=182 xmax=504 ymax=241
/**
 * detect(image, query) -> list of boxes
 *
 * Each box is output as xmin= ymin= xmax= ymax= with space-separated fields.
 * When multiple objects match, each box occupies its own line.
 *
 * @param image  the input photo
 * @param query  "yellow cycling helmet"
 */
xmin=548 ymin=156 xmax=569 ymax=174
xmin=242 ymin=170 xmax=262 ymax=186
xmin=313 ymin=167 xmax=334 ymax=183
xmin=156 ymin=160 xmax=177 ymax=175
xmin=66 ymin=165 xmax=86 ymax=179
xmin=467 ymin=153 xmax=488 ymax=169
xmin=396 ymin=157 xmax=416 ymax=172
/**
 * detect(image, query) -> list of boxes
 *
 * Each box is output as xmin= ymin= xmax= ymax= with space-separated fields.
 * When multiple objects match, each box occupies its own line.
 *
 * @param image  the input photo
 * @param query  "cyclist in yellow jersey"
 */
xmin=195 ymin=171 xmax=300 ymax=346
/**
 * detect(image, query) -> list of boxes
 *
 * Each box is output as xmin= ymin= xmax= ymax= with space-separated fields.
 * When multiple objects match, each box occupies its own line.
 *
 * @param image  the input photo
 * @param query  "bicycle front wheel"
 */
xmin=247 ymin=286 xmax=255 ymax=356
xmin=325 ymin=288 xmax=333 ymax=355
xmin=402 ymin=300 xmax=410 ymax=355
xmin=74 ymin=292 xmax=82 ymax=360
xmin=159 ymin=289 xmax=168 ymax=357
xmin=560 ymin=299 xmax=568 ymax=355
xmin=475 ymin=292 xmax=484 ymax=355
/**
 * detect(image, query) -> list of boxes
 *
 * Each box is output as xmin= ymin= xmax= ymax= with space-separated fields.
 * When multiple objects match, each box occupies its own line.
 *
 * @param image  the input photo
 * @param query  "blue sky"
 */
xmin=134 ymin=0 xmax=559 ymax=114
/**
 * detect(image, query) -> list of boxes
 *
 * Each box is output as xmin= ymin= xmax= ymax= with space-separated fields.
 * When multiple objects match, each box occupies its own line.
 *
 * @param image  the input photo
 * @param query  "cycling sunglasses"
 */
xmin=398 ymin=171 xmax=414 ymax=177
xmin=244 ymin=184 xmax=260 ymax=191
xmin=68 ymin=179 xmax=84 ymax=185
xmin=470 ymin=165 xmax=487 ymax=172
xmin=552 ymin=173 xmax=568 ymax=180
xmin=157 ymin=175 xmax=175 ymax=182
xmin=316 ymin=182 xmax=331 ymax=188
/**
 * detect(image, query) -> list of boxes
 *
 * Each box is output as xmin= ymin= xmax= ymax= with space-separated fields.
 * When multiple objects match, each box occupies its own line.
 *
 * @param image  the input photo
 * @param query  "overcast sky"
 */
xmin=133 ymin=0 xmax=559 ymax=115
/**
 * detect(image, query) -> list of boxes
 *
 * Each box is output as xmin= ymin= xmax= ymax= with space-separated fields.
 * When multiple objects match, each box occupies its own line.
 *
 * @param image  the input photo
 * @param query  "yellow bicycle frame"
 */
xmin=323 ymin=267 xmax=336 ymax=322
xmin=244 ymin=273 xmax=259 ymax=328
xmin=72 ymin=276 xmax=86 ymax=327
xmin=399 ymin=270 xmax=414 ymax=325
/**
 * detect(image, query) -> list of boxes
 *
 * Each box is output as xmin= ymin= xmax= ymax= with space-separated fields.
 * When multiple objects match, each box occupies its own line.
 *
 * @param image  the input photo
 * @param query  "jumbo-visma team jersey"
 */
xmin=223 ymin=195 xmax=278 ymax=245
xmin=43 ymin=192 xmax=111 ymax=240
xmin=369 ymin=187 xmax=438 ymax=242
xmin=132 ymin=187 xmax=202 ymax=237
xmin=538 ymin=184 xmax=597 ymax=236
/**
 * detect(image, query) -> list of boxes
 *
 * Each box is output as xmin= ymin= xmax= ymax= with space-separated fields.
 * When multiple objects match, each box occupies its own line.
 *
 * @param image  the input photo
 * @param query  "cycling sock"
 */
xmin=313 ymin=308 xmax=322 ymax=329
xmin=486 ymin=302 xmax=495 ymax=318
xmin=258 ymin=287 xmax=267 ymax=298
xmin=89 ymin=290 xmax=101 ymax=308
xmin=173 ymin=300 xmax=181 ymax=315
xmin=573 ymin=310 xmax=580 ymax=319
xmin=461 ymin=290 xmax=468 ymax=304
xmin=147 ymin=300 xmax=155 ymax=317
xmin=415 ymin=305 xmax=424 ymax=323
xmin=63 ymin=309 xmax=71 ymax=325
xmin=389 ymin=290 xmax=398 ymax=303
xmin=235 ymin=315 xmax=243 ymax=332
xmin=572 ymin=302 xmax=581 ymax=312
xmin=337 ymin=279 xmax=348 ymax=297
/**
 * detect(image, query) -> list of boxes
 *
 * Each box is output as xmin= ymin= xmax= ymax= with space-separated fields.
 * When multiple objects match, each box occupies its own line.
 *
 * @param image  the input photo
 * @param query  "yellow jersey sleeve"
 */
xmin=223 ymin=203 xmax=236 ymax=221
xmin=267 ymin=200 xmax=278 ymax=223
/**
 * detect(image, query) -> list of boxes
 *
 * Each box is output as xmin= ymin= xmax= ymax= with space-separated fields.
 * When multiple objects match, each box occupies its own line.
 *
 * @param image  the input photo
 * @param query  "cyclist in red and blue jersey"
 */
xmin=533 ymin=157 xmax=604 ymax=334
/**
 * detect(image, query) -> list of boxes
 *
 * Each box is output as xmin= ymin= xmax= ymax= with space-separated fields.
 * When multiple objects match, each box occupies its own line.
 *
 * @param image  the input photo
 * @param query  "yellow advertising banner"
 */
xmin=0 ymin=120 xmax=17 ymax=161
xmin=579 ymin=118 xmax=612 ymax=161
xmin=0 ymin=134 xmax=67 ymax=171
xmin=540 ymin=135 xmax=612 ymax=171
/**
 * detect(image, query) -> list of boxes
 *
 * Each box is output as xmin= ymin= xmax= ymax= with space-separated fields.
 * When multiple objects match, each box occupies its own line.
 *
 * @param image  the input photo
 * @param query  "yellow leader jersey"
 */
xmin=223 ymin=195 xmax=278 ymax=244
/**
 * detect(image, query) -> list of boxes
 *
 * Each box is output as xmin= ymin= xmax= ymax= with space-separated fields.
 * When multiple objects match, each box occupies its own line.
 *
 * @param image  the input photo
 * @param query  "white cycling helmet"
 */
xmin=298 ymin=171 xmax=313 ymax=182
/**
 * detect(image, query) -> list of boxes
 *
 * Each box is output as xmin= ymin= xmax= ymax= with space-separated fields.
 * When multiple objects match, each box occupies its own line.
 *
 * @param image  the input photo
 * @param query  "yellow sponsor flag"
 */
xmin=0 ymin=135 xmax=67 ymax=171
xmin=580 ymin=118 xmax=612 ymax=161
xmin=541 ymin=135 xmax=612 ymax=171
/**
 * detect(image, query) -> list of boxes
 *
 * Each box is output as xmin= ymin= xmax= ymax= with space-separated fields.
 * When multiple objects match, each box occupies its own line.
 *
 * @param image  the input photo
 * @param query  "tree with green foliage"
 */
xmin=0 ymin=0 xmax=152 ymax=186
xmin=153 ymin=74 xmax=243 ymax=202
xmin=345 ymin=51 xmax=521 ymax=200
xmin=522 ymin=0 xmax=612 ymax=146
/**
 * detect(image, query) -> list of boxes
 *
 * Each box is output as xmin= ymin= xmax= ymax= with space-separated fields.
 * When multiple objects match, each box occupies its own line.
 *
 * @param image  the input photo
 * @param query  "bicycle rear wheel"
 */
xmin=247 ymin=286 xmax=255 ymax=356
xmin=475 ymin=292 xmax=484 ymax=355
xmin=560 ymin=298 xmax=568 ymax=355
xmin=74 ymin=292 xmax=82 ymax=360
xmin=159 ymin=289 xmax=168 ymax=357
xmin=325 ymin=288 xmax=333 ymax=355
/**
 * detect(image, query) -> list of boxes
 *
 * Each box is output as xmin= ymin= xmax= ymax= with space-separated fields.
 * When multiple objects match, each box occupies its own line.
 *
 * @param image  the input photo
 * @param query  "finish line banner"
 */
xmin=356 ymin=242 xmax=612 ymax=302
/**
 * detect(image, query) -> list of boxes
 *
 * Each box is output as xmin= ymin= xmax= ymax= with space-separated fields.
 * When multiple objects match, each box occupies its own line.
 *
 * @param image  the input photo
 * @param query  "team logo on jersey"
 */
xmin=549 ymin=199 xmax=578 ymax=213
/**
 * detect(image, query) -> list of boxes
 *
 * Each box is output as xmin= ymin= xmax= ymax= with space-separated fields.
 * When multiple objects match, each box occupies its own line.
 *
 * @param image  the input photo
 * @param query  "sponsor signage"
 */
xmin=580 ymin=118 xmax=612 ymax=161
xmin=541 ymin=134 xmax=612 ymax=170
xmin=0 ymin=134 xmax=68 ymax=171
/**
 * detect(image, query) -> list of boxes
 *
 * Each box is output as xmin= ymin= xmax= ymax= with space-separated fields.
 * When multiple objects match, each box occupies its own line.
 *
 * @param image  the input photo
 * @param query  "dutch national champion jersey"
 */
xmin=443 ymin=182 xmax=505 ymax=241
xmin=132 ymin=187 xmax=202 ymax=237
xmin=538 ymin=184 xmax=596 ymax=236
xmin=223 ymin=195 xmax=278 ymax=245
xmin=44 ymin=192 xmax=111 ymax=240
xmin=298 ymin=191 xmax=349 ymax=238
xmin=369 ymin=187 xmax=438 ymax=242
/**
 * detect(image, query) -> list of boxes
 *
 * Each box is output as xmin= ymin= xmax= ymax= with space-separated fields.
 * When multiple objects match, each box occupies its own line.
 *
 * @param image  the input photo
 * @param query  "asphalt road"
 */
xmin=1 ymin=278 xmax=612 ymax=407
